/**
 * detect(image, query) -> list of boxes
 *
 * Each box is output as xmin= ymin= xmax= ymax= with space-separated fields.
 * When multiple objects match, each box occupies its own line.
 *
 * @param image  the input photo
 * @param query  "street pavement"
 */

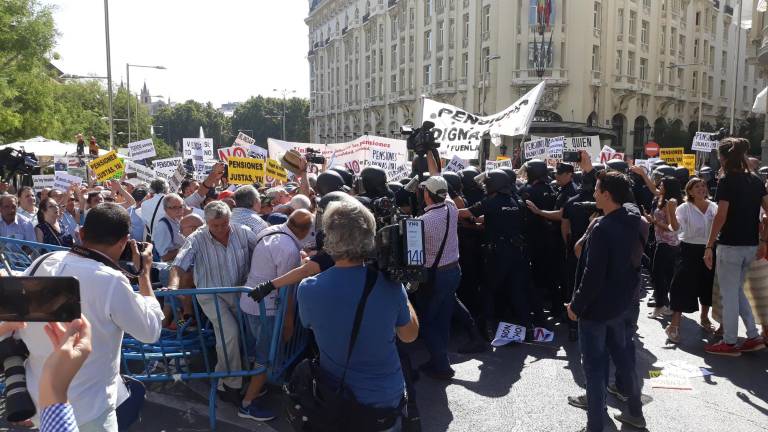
xmin=2 ymin=275 xmax=767 ymax=431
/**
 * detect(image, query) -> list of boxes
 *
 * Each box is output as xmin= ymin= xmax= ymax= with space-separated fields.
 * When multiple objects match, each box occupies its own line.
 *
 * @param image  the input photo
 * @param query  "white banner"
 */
xmin=491 ymin=322 xmax=526 ymax=347
xmin=32 ymin=175 xmax=55 ymax=193
xmin=53 ymin=172 xmax=82 ymax=191
xmin=153 ymin=157 xmax=183 ymax=179
xmin=234 ymin=132 xmax=256 ymax=147
xmin=127 ymin=138 xmax=156 ymax=160
xmin=485 ymin=158 xmax=512 ymax=172
xmin=267 ymin=135 xmax=409 ymax=179
xmin=443 ymin=155 xmax=469 ymax=173
xmin=125 ymin=160 xmax=157 ymax=184
xmin=422 ymin=81 xmax=545 ymax=160
xmin=563 ymin=136 xmax=601 ymax=163
xmin=183 ymin=138 xmax=214 ymax=172
xmin=691 ymin=132 xmax=719 ymax=152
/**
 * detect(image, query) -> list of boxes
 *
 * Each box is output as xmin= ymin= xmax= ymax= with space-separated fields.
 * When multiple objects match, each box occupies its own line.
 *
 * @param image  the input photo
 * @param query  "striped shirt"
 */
xmin=419 ymin=199 xmax=460 ymax=267
xmin=230 ymin=208 xmax=269 ymax=236
xmin=41 ymin=403 xmax=78 ymax=432
xmin=0 ymin=214 xmax=36 ymax=241
xmin=174 ymin=223 xmax=258 ymax=288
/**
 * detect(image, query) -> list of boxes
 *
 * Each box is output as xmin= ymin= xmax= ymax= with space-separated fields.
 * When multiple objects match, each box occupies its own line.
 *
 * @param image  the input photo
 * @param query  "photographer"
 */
xmin=297 ymin=201 xmax=419 ymax=430
xmin=5 ymin=203 xmax=162 ymax=431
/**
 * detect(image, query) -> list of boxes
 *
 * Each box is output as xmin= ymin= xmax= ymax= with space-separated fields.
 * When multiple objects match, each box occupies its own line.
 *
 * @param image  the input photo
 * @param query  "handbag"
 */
xmin=408 ymin=206 xmax=451 ymax=297
xmin=284 ymin=267 xmax=404 ymax=432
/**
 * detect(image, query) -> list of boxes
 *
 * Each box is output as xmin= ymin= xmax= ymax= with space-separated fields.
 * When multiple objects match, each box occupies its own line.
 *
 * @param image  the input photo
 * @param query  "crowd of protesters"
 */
xmin=0 ymin=136 xmax=767 ymax=431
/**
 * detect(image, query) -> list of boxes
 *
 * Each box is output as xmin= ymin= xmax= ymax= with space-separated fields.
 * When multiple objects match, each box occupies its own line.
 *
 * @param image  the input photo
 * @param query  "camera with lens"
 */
xmin=0 ymin=147 xmax=39 ymax=182
xmin=374 ymin=217 xmax=428 ymax=286
xmin=401 ymin=121 xmax=440 ymax=155
xmin=372 ymin=196 xmax=397 ymax=227
xmin=0 ymin=337 xmax=36 ymax=422
xmin=305 ymin=148 xmax=326 ymax=165
xmin=119 ymin=241 xmax=147 ymax=262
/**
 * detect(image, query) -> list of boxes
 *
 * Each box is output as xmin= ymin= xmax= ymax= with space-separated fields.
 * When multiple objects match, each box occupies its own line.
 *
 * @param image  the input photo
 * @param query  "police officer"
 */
xmin=459 ymin=167 xmax=484 ymax=206
xmin=458 ymin=169 xmax=532 ymax=338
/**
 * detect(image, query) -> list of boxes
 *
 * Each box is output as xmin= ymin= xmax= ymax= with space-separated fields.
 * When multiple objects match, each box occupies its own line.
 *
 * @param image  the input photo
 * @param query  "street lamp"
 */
xmin=103 ymin=0 xmax=114 ymax=149
xmin=668 ymin=62 xmax=704 ymax=132
xmin=126 ymin=64 xmax=166 ymax=143
xmin=480 ymin=55 xmax=501 ymax=115
xmin=273 ymin=88 xmax=297 ymax=140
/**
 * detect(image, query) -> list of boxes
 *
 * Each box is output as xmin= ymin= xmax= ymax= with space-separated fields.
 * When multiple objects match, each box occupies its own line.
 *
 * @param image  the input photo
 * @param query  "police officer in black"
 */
xmin=458 ymin=169 xmax=532 ymax=338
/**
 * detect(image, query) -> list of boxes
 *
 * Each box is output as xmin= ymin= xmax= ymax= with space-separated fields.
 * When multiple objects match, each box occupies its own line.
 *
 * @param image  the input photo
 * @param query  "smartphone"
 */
xmin=562 ymin=151 xmax=582 ymax=163
xmin=0 ymin=277 xmax=80 ymax=322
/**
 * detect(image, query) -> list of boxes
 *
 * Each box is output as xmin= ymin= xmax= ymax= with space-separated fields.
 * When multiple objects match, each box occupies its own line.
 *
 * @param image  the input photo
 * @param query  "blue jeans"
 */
xmin=421 ymin=265 xmax=461 ymax=372
xmin=579 ymin=312 xmax=643 ymax=432
xmin=716 ymin=245 xmax=761 ymax=344
xmin=613 ymin=304 xmax=639 ymax=396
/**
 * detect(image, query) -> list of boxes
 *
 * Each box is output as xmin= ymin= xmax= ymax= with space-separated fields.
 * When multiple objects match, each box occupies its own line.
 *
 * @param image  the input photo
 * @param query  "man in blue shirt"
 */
xmin=0 ymin=194 xmax=36 ymax=241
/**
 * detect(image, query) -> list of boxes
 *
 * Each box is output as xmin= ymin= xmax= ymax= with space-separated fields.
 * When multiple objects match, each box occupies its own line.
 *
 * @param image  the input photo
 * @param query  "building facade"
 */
xmin=749 ymin=0 xmax=768 ymax=162
xmin=307 ymin=0 xmax=762 ymax=159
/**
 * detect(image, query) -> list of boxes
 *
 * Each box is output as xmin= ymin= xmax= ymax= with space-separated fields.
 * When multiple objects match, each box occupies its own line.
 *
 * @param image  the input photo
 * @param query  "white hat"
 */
xmin=419 ymin=176 xmax=448 ymax=197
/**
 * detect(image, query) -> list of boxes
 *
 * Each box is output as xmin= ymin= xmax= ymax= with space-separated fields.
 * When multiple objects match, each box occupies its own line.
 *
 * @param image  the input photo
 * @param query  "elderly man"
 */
xmin=169 ymin=201 xmax=258 ymax=404
xmin=0 ymin=194 xmax=36 ymax=241
xmin=153 ymin=194 xmax=186 ymax=262
xmin=237 ymin=209 xmax=313 ymax=421
xmin=231 ymin=186 xmax=268 ymax=235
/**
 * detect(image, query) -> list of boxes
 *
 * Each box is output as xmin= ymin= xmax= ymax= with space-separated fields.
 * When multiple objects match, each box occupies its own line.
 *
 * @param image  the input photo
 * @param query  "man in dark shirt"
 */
xmin=567 ymin=171 xmax=646 ymax=432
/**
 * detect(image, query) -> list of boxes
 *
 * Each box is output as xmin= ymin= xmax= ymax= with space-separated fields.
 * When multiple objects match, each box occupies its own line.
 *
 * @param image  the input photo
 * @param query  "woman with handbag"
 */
xmin=293 ymin=200 xmax=419 ymax=432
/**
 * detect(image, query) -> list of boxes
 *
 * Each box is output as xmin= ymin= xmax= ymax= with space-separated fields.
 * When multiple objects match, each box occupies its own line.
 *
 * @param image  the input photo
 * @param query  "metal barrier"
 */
xmin=0 ymin=236 xmax=69 ymax=274
xmin=120 ymin=286 xmax=309 ymax=430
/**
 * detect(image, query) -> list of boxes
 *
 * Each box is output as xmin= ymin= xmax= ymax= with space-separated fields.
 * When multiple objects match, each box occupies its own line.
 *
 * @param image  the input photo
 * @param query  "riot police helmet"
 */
xmin=606 ymin=159 xmax=629 ymax=173
xmin=359 ymin=166 xmax=389 ymax=198
xmin=315 ymin=171 xmax=346 ymax=196
xmin=673 ymin=166 xmax=690 ymax=184
xmin=442 ymin=172 xmax=463 ymax=196
xmin=328 ymin=166 xmax=355 ymax=188
xmin=523 ymin=159 xmax=549 ymax=183
xmin=484 ymin=169 xmax=512 ymax=194
xmin=499 ymin=166 xmax=517 ymax=185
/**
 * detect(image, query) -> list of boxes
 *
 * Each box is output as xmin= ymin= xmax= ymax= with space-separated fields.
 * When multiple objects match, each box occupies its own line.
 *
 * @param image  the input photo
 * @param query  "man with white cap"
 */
xmin=415 ymin=175 xmax=461 ymax=380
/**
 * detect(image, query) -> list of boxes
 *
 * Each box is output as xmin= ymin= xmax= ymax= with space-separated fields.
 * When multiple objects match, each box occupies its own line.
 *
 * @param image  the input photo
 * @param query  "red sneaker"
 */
xmin=704 ymin=341 xmax=741 ymax=357
xmin=738 ymin=337 xmax=766 ymax=353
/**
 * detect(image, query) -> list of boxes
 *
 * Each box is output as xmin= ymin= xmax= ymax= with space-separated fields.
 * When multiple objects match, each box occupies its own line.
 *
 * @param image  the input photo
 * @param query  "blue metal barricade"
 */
xmin=0 ymin=236 xmax=69 ymax=274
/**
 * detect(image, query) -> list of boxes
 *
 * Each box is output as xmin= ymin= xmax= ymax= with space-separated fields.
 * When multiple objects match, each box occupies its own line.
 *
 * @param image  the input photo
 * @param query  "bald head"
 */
xmin=287 ymin=209 xmax=314 ymax=240
xmin=180 ymin=213 xmax=205 ymax=237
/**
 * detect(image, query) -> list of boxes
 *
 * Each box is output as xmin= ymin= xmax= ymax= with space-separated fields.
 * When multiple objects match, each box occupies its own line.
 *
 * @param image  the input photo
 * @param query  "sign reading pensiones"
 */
xmin=227 ymin=157 xmax=265 ymax=185
xmin=422 ymin=82 xmax=545 ymax=160
xmin=660 ymin=147 xmax=685 ymax=165
xmin=88 ymin=150 xmax=124 ymax=182
xmin=153 ymin=157 xmax=183 ymax=178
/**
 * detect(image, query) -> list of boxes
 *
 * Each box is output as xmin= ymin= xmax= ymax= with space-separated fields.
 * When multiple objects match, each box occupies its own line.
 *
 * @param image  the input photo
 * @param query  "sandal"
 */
xmin=665 ymin=325 xmax=681 ymax=343
xmin=699 ymin=318 xmax=715 ymax=333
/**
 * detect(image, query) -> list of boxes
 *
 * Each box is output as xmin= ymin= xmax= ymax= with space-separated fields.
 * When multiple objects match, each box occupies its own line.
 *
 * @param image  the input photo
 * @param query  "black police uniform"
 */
xmin=519 ymin=181 xmax=557 ymax=321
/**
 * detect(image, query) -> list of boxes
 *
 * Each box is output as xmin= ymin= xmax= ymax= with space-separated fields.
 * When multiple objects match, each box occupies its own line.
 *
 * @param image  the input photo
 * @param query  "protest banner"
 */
xmin=422 ymin=82 xmax=545 ymax=160
xmin=267 ymin=135 xmax=408 ymax=179
xmin=217 ymin=146 xmax=248 ymax=161
xmin=682 ymin=154 xmax=696 ymax=171
xmin=125 ymin=160 xmax=157 ymax=184
xmin=67 ymin=157 xmax=87 ymax=180
xmin=563 ymin=136 xmax=601 ymax=162
xmin=32 ymin=175 xmax=54 ymax=193
xmin=127 ymin=138 xmax=157 ymax=160
xmin=227 ymin=157 xmax=265 ymax=185
xmin=660 ymin=147 xmax=685 ymax=165
xmin=546 ymin=136 xmax=565 ymax=159
xmin=153 ymin=157 xmax=183 ymax=178
xmin=265 ymin=159 xmax=289 ymax=183
xmin=491 ymin=322 xmax=526 ymax=347
xmin=524 ymin=138 xmax=548 ymax=159
xmin=183 ymin=138 xmax=215 ymax=172
xmin=88 ymin=150 xmax=123 ymax=182
xmin=168 ymin=164 xmax=186 ymax=192
xmin=234 ymin=132 xmax=256 ymax=147
xmin=53 ymin=157 xmax=68 ymax=172
xmin=691 ymin=132 xmax=719 ymax=152
xmin=53 ymin=172 xmax=82 ymax=191
xmin=443 ymin=155 xmax=469 ymax=173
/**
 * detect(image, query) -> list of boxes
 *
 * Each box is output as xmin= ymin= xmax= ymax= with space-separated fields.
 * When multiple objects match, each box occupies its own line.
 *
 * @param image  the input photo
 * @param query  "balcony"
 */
xmin=720 ymin=96 xmax=729 ymax=106
xmin=511 ymin=69 xmax=568 ymax=86
xmin=362 ymin=13 xmax=370 ymax=23
xmin=592 ymin=71 xmax=602 ymax=86
xmin=612 ymin=74 xmax=639 ymax=91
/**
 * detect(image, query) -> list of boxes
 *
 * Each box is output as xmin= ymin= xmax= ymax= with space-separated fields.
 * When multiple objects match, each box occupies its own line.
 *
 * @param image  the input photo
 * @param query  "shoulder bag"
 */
xmin=408 ymin=205 xmax=451 ymax=298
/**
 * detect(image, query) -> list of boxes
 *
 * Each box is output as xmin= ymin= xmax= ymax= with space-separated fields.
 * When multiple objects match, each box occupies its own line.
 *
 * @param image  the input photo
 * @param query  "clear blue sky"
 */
xmin=47 ymin=0 xmax=311 ymax=106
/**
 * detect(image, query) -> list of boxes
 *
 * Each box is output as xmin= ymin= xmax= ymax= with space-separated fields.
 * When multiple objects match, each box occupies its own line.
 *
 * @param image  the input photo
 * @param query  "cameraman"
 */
xmin=3 ymin=203 xmax=163 ymax=431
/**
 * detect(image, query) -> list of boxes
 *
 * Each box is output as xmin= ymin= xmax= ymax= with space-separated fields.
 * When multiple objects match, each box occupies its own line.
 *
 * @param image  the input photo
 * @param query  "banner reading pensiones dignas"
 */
xmin=421 ymin=81 xmax=545 ymax=160
xmin=267 ymin=135 xmax=409 ymax=179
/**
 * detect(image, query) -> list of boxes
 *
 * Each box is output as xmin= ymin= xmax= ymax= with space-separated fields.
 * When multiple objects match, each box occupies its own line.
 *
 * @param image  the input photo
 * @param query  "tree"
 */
xmin=231 ymin=96 xmax=310 ymax=144
xmin=738 ymin=116 xmax=765 ymax=157
xmin=152 ymin=100 xmax=228 ymax=150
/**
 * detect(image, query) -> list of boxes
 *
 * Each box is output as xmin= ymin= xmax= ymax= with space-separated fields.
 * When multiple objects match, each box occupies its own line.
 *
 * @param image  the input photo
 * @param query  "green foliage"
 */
xmin=230 ymin=96 xmax=309 ymax=144
xmin=152 ymin=100 xmax=228 ymax=150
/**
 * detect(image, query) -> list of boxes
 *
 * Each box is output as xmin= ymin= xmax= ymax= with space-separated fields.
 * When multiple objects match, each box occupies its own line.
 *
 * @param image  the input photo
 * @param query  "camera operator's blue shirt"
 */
xmin=298 ymin=265 xmax=410 ymax=408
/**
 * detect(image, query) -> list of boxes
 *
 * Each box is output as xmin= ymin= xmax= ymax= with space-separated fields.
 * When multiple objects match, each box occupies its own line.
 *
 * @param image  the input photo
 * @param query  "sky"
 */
xmin=47 ymin=0 xmax=312 ymax=107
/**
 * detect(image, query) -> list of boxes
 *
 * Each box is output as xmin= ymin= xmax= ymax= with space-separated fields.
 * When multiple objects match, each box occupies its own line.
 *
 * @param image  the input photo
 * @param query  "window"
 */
xmin=708 ymin=76 xmax=713 ymax=98
xmin=591 ymin=45 xmax=600 ymax=71
xmin=643 ymin=0 xmax=651 ymax=8
xmin=482 ymin=46 xmax=490 ymax=73
xmin=482 ymin=5 xmax=491 ymax=33
xmin=640 ymin=58 xmax=648 ymax=80
xmin=743 ymin=86 xmax=748 ymax=104
xmin=437 ymin=21 xmax=444 ymax=48
xmin=424 ymin=64 xmax=432 ymax=85
xmin=660 ymin=26 xmax=666 ymax=53
xmin=641 ymin=21 xmax=649 ymax=46
xmin=593 ymin=2 xmax=602 ymax=29
xmin=721 ymin=50 xmax=727 ymax=71
xmin=658 ymin=61 xmax=664 ymax=83
xmin=692 ymin=71 xmax=697 ymax=92
xmin=629 ymin=11 xmax=637 ymax=39
xmin=618 ymin=8 xmax=624 ymax=35
xmin=516 ymin=42 xmax=521 ymax=69
xmin=695 ymin=11 xmax=700 ymax=26
xmin=448 ymin=19 xmax=455 ymax=47
xmin=391 ymin=16 xmax=398 ymax=37
xmin=694 ymin=39 xmax=699 ymax=61
xmin=379 ymin=24 xmax=384 ymax=43
xmin=424 ymin=30 xmax=432 ymax=54
xmin=391 ymin=44 xmax=397 ymax=69
xmin=463 ymin=14 xmax=470 ymax=40
xmin=679 ymin=35 xmax=686 ymax=58
xmin=668 ymin=66 xmax=674 ymax=84
xmin=391 ymin=74 xmax=397 ymax=92
xmin=616 ymin=50 xmax=623 ymax=75
xmin=709 ymin=46 xmax=715 ymax=68
xmin=670 ymin=27 xmax=677 ymax=51
xmin=425 ymin=0 xmax=432 ymax=17
xmin=448 ymin=57 xmax=454 ymax=80
xmin=627 ymin=51 xmax=636 ymax=76
xmin=462 ymin=52 xmax=468 ymax=77
xmin=677 ymin=68 xmax=683 ymax=87
xmin=437 ymin=58 xmax=443 ymax=81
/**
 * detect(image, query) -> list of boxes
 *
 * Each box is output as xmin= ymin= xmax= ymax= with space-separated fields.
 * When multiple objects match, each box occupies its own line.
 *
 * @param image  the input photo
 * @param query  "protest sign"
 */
xmin=660 ymin=147 xmax=685 ymax=165
xmin=443 ymin=155 xmax=469 ymax=173
xmin=88 ymin=150 xmax=123 ymax=182
xmin=53 ymin=172 xmax=82 ymax=191
xmin=32 ymin=175 xmax=54 ymax=193
xmin=243 ymin=144 xmax=268 ymax=160
xmin=533 ymin=327 xmax=554 ymax=343
xmin=67 ymin=157 xmax=87 ymax=180
xmin=266 ymin=159 xmax=288 ymax=183
xmin=485 ymin=158 xmax=512 ymax=172
xmin=691 ymin=132 xmax=719 ymax=152
xmin=217 ymin=146 xmax=248 ymax=161
xmin=234 ymin=131 xmax=256 ymax=147
xmin=682 ymin=154 xmax=696 ymax=171
xmin=524 ymin=138 xmax=548 ymax=159
xmin=546 ymin=136 xmax=565 ymax=159
xmin=153 ymin=157 xmax=183 ymax=178
xmin=227 ymin=157 xmax=265 ymax=185
xmin=53 ymin=157 xmax=68 ymax=172
xmin=125 ymin=160 xmax=157 ymax=184
xmin=268 ymin=135 xmax=408 ymax=179
xmin=422 ymin=82 xmax=545 ymax=159
xmin=389 ymin=165 xmax=411 ymax=182
xmin=563 ymin=136 xmax=601 ymax=162
xmin=491 ymin=322 xmax=527 ymax=347
xmin=167 ymin=164 xmax=186 ymax=192
xmin=634 ymin=159 xmax=650 ymax=171
xmin=183 ymin=138 xmax=215 ymax=172
xmin=128 ymin=138 xmax=157 ymax=160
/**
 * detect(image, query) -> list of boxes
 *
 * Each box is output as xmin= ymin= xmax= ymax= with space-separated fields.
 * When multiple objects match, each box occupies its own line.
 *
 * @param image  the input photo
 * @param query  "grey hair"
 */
xmin=0 ymin=194 xmax=17 ymax=206
xmin=204 ymin=200 xmax=231 ymax=221
xmin=322 ymin=201 xmax=376 ymax=262
xmin=162 ymin=193 xmax=183 ymax=209
xmin=150 ymin=178 xmax=169 ymax=194
xmin=234 ymin=185 xmax=260 ymax=209
xmin=289 ymin=194 xmax=312 ymax=211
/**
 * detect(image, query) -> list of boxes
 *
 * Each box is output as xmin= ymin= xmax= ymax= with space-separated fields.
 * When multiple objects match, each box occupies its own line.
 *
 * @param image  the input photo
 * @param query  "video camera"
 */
xmin=401 ymin=121 xmax=440 ymax=155
xmin=710 ymin=128 xmax=729 ymax=142
xmin=374 ymin=217 xmax=428 ymax=286
xmin=0 ymin=147 xmax=39 ymax=182
xmin=305 ymin=148 xmax=326 ymax=165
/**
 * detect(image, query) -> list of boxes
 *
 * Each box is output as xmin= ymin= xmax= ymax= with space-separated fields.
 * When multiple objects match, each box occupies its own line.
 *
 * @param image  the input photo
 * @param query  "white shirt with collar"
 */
xmin=16 ymin=251 xmax=164 ymax=425
xmin=153 ymin=216 xmax=184 ymax=258
xmin=676 ymin=200 xmax=718 ymax=245
xmin=241 ymin=224 xmax=303 ymax=316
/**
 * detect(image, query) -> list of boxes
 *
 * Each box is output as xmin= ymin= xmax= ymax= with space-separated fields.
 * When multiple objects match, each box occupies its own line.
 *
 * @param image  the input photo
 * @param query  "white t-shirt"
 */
xmin=676 ymin=201 xmax=718 ymax=245
xmin=17 ymin=251 xmax=164 ymax=425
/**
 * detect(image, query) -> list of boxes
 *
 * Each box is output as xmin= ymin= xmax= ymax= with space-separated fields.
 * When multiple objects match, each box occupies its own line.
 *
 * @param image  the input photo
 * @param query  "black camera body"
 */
xmin=119 ymin=241 xmax=147 ymax=262
xmin=562 ymin=150 xmax=582 ymax=163
xmin=401 ymin=121 xmax=440 ymax=155
xmin=0 ymin=147 xmax=39 ymax=182
xmin=0 ymin=337 xmax=36 ymax=422
xmin=305 ymin=148 xmax=326 ymax=164
xmin=374 ymin=217 xmax=428 ymax=284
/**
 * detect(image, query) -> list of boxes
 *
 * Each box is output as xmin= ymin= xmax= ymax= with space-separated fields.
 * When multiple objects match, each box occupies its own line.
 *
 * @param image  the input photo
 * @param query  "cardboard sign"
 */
xmin=533 ymin=327 xmax=554 ymax=342
xmin=266 ymin=159 xmax=288 ymax=183
xmin=443 ymin=155 xmax=469 ymax=173
xmin=128 ymin=138 xmax=157 ymax=160
xmin=660 ymin=147 xmax=685 ymax=165
xmin=682 ymin=154 xmax=696 ymax=171
xmin=153 ymin=157 xmax=183 ymax=178
xmin=546 ymin=136 xmax=565 ymax=159
xmin=491 ymin=322 xmax=526 ymax=347
xmin=124 ymin=160 xmax=157 ymax=184
xmin=234 ymin=132 xmax=256 ymax=147
xmin=563 ymin=136 xmax=601 ymax=163
xmin=88 ymin=150 xmax=124 ymax=182
xmin=691 ymin=132 xmax=719 ymax=152
xmin=423 ymin=82 xmax=545 ymax=160
xmin=217 ymin=146 xmax=248 ymax=161
xmin=167 ymin=164 xmax=186 ymax=192
xmin=183 ymin=138 xmax=215 ymax=172
xmin=524 ymin=138 xmax=548 ymax=159
xmin=634 ymin=159 xmax=650 ymax=171
xmin=53 ymin=172 xmax=82 ymax=191
xmin=227 ymin=157 xmax=265 ymax=185
xmin=485 ymin=158 xmax=512 ymax=172
xmin=32 ymin=175 xmax=55 ymax=193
